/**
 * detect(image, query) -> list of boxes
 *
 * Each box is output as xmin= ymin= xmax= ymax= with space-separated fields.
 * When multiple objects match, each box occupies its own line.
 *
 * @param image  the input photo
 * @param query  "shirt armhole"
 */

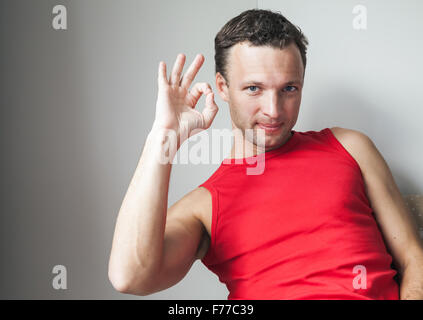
xmin=198 ymin=183 xmax=219 ymax=265
xmin=322 ymin=127 xmax=362 ymax=172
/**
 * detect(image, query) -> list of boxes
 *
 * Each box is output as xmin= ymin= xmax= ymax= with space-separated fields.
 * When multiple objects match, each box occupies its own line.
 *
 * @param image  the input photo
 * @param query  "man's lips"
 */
xmin=257 ymin=122 xmax=282 ymax=128
xmin=256 ymin=122 xmax=283 ymax=133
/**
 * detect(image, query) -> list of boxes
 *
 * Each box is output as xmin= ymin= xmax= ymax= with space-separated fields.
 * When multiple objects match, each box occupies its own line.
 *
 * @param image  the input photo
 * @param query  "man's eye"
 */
xmin=284 ymin=86 xmax=297 ymax=92
xmin=247 ymin=86 xmax=259 ymax=92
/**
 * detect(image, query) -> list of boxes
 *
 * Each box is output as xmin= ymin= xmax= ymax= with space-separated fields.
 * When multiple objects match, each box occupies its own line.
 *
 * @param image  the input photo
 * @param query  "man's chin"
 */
xmin=252 ymin=128 xmax=286 ymax=150
xmin=263 ymin=136 xmax=284 ymax=150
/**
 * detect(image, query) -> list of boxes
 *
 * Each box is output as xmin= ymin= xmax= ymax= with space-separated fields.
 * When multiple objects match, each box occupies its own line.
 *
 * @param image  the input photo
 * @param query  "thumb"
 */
xmin=202 ymin=92 xmax=219 ymax=129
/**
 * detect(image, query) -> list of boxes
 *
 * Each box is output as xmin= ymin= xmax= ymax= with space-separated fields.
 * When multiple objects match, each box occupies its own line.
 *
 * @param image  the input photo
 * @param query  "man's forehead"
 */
xmin=228 ymin=42 xmax=304 ymax=81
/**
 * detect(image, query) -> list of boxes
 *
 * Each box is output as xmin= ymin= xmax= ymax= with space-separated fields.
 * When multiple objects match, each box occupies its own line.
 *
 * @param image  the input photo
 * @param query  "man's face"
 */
xmin=216 ymin=41 xmax=304 ymax=151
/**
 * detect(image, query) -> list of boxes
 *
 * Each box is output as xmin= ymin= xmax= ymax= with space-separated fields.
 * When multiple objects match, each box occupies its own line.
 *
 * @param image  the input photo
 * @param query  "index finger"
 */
xmin=180 ymin=54 xmax=205 ymax=90
xmin=158 ymin=61 xmax=169 ymax=87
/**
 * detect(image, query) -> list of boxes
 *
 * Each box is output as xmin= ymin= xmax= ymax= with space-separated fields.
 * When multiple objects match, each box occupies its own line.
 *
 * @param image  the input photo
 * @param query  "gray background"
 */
xmin=0 ymin=0 xmax=422 ymax=299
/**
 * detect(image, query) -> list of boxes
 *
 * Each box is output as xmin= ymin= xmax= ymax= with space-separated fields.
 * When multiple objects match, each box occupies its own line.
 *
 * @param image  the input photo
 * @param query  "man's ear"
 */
xmin=215 ymin=72 xmax=230 ymax=103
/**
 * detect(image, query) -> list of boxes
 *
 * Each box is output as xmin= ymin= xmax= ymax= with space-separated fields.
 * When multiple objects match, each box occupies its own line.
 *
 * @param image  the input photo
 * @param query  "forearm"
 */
xmin=108 ymin=128 xmax=175 ymax=288
xmin=399 ymin=256 xmax=423 ymax=300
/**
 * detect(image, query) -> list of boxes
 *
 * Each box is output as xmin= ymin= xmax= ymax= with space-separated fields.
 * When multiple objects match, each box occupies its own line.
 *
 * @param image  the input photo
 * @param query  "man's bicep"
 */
xmin=151 ymin=189 xmax=208 ymax=293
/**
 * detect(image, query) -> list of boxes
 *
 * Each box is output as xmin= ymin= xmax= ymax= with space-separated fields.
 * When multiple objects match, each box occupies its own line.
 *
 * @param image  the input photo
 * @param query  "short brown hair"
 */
xmin=215 ymin=9 xmax=309 ymax=85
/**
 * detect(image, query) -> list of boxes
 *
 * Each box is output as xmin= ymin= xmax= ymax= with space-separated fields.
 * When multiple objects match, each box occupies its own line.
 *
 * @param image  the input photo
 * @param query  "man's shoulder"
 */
xmin=330 ymin=127 xmax=371 ymax=147
xmin=329 ymin=126 xmax=370 ymax=143
xmin=328 ymin=126 xmax=376 ymax=170
xmin=177 ymin=186 xmax=212 ymax=214
xmin=190 ymin=185 xmax=213 ymax=203
xmin=176 ymin=186 xmax=212 ymax=231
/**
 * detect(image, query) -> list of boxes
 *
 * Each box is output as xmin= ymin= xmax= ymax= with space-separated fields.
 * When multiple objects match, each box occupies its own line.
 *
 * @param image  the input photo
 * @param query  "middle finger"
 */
xmin=180 ymin=54 xmax=205 ymax=90
xmin=170 ymin=53 xmax=186 ymax=86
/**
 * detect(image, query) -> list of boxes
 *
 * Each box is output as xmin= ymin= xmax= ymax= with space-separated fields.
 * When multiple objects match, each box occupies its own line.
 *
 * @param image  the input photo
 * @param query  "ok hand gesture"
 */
xmin=152 ymin=53 xmax=219 ymax=148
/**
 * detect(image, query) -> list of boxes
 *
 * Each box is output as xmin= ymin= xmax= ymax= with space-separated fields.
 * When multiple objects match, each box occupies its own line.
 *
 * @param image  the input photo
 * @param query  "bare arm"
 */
xmin=137 ymin=186 xmax=212 ymax=296
xmin=108 ymin=53 xmax=218 ymax=294
xmin=108 ymin=128 xmax=172 ymax=293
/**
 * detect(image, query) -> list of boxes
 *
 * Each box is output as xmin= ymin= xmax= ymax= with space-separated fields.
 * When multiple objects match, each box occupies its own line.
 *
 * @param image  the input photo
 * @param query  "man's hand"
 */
xmin=152 ymin=53 xmax=219 ymax=149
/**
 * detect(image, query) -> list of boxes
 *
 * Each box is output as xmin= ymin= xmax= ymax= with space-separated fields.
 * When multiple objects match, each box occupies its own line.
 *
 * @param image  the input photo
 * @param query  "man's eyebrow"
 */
xmin=240 ymin=80 xmax=302 ymax=86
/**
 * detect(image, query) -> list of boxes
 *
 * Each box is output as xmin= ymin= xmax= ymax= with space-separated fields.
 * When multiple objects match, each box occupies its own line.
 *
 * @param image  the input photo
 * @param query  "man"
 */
xmin=108 ymin=9 xmax=423 ymax=299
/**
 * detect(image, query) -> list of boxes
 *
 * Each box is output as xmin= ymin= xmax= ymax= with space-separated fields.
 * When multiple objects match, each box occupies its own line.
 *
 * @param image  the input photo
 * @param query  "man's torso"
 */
xmin=194 ymin=126 xmax=355 ymax=260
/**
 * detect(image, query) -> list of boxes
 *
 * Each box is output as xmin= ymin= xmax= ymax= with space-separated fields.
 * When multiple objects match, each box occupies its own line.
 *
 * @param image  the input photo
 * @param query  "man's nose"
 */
xmin=261 ymin=92 xmax=283 ymax=119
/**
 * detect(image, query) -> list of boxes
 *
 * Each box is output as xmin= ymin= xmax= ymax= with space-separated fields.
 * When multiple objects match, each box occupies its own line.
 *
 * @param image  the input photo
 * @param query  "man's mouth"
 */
xmin=256 ymin=122 xmax=283 ymax=133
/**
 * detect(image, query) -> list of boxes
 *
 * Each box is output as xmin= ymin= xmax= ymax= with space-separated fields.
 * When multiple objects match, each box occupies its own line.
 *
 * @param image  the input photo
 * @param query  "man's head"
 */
xmin=214 ymin=9 xmax=309 ymax=152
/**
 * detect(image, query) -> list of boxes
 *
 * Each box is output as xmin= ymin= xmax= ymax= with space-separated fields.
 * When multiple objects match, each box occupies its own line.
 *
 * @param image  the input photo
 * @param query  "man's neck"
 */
xmin=228 ymin=137 xmax=263 ymax=159
xmin=227 ymin=130 xmax=293 ymax=159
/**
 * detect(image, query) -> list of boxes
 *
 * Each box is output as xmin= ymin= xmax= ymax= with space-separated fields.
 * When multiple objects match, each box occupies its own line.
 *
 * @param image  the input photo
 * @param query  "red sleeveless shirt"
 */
xmin=198 ymin=128 xmax=399 ymax=300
